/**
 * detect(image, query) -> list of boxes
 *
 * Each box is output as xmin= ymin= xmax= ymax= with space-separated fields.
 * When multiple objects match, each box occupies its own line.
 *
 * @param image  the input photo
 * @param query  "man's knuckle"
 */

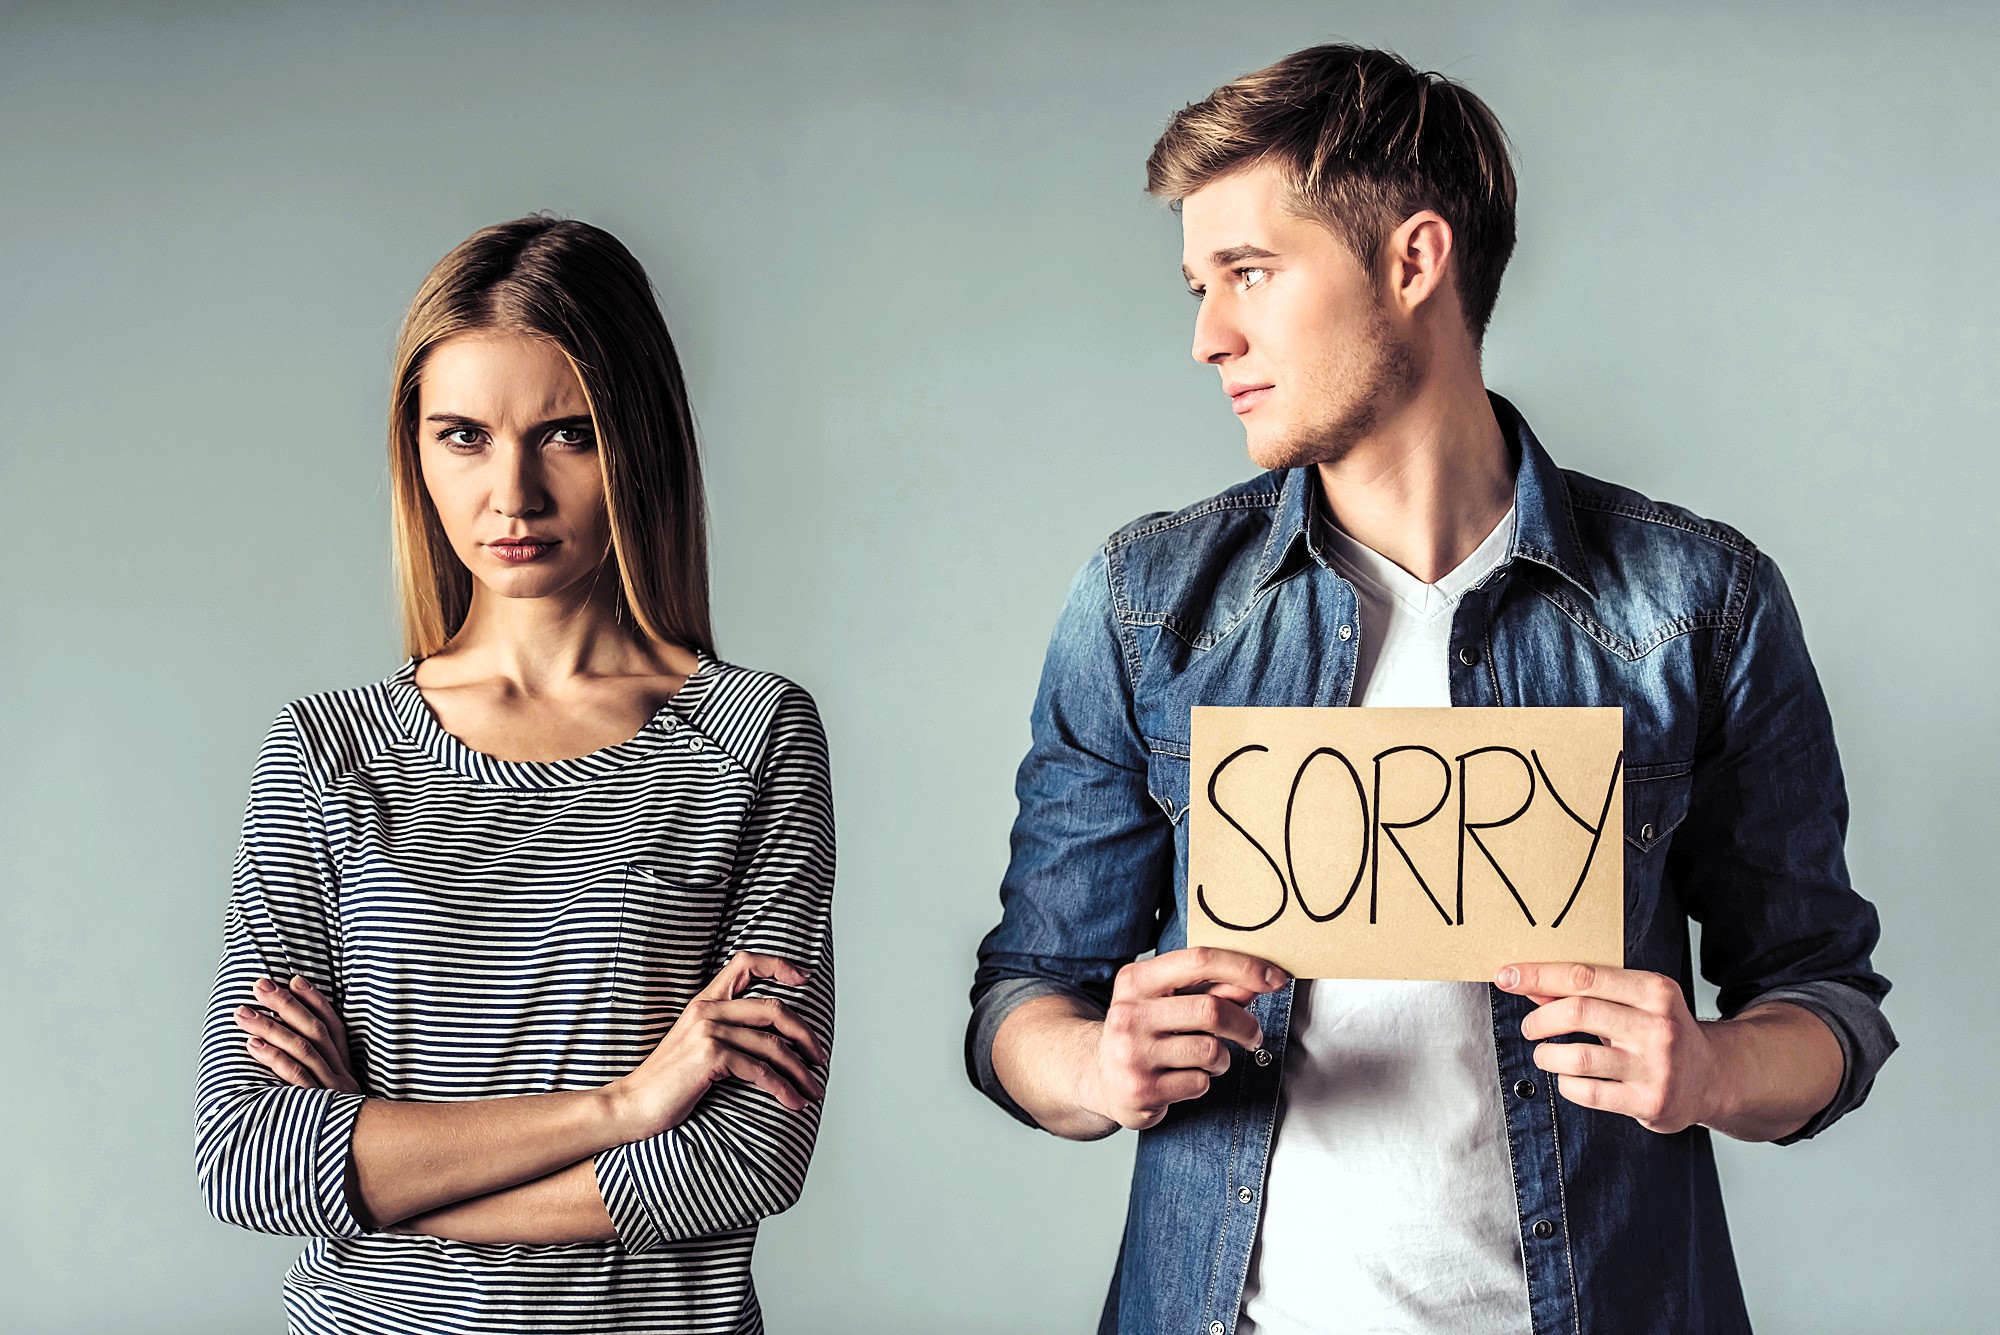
xmin=1569 ymin=963 xmax=1597 ymax=991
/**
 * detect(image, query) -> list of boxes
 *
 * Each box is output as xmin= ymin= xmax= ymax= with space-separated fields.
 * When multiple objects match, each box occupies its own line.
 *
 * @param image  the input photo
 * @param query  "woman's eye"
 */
xmin=548 ymin=427 xmax=594 ymax=448
xmin=441 ymin=428 xmax=484 ymax=449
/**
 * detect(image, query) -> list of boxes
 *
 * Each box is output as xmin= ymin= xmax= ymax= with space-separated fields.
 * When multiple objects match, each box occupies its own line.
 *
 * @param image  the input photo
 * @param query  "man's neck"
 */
xmin=1313 ymin=377 xmax=1514 ymax=586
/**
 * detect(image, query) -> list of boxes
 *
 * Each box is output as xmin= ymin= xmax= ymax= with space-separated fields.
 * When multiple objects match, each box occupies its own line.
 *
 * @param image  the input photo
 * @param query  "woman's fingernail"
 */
xmin=253 ymin=978 xmax=274 ymax=993
xmin=247 ymin=1037 xmax=265 ymax=1048
xmin=1496 ymin=967 xmax=1519 ymax=989
xmin=1265 ymin=966 xmax=1287 ymax=987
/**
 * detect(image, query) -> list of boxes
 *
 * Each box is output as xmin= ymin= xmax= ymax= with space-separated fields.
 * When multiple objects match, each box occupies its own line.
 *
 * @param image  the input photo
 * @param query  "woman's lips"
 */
xmin=486 ymin=539 xmax=560 ymax=564
xmin=1230 ymin=385 xmax=1274 ymax=416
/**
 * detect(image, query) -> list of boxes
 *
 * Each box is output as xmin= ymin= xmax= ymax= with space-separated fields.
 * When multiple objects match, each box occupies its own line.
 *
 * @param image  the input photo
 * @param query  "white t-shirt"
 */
xmin=1237 ymin=503 xmax=1534 ymax=1335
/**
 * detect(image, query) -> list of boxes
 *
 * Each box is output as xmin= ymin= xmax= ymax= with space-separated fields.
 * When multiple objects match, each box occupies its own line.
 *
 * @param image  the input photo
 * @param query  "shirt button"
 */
xmin=1533 ymin=1219 xmax=1556 ymax=1240
xmin=1237 ymin=1186 xmax=1253 ymax=1204
xmin=1513 ymin=1078 xmax=1537 ymax=1099
xmin=1457 ymin=645 xmax=1481 ymax=666
xmin=1337 ymin=623 xmax=1353 ymax=640
xmin=1640 ymin=822 xmax=1656 ymax=842
xmin=1210 ymin=1323 xmax=1226 ymax=1335
xmin=1253 ymin=1048 xmax=1273 ymax=1067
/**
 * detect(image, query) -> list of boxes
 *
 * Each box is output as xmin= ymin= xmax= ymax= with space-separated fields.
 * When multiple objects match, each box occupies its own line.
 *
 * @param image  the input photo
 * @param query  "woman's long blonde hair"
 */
xmin=388 ymin=216 xmax=713 ymax=659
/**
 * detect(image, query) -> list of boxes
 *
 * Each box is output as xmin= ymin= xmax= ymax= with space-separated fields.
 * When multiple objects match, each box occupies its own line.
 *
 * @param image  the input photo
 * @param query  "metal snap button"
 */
xmin=1210 ymin=1323 xmax=1226 ymax=1335
xmin=1337 ymin=624 xmax=1353 ymax=640
xmin=1533 ymin=1219 xmax=1556 ymax=1240
xmin=1237 ymin=1186 xmax=1253 ymax=1204
xmin=1253 ymin=1048 xmax=1272 ymax=1067
xmin=1640 ymin=822 xmax=1656 ymax=842
xmin=1457 ymin=645 xmax=1480 ymax=666
xmin=1514 ymin=1078 xmax=1537 ymax=1099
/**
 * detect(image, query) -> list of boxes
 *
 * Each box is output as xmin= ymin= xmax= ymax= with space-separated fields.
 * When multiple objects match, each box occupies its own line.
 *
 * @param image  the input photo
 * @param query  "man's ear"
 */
xmin=1384 ymin=209 xmax=1455 ymax=315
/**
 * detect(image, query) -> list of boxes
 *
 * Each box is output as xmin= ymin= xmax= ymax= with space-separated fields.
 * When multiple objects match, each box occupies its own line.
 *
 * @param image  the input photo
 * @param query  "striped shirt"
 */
xmin=194 ymin=654 xmax=836 ymax=1334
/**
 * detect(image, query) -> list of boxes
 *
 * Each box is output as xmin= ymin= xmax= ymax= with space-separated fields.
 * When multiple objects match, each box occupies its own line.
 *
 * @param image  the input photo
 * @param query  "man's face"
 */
xmin=1179 ymin=161 xmax=1417 ymax=471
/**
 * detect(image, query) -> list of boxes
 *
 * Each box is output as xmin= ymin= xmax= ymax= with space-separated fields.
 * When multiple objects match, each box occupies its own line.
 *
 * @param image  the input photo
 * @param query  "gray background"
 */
xmin=2 ymin=1 xmax=1992 ymax=1330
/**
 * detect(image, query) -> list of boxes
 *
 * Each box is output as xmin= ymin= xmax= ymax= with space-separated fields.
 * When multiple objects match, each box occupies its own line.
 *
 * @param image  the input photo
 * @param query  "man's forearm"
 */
xmin=1699 ymin=1001 xmax=1845 ymax=1142
xmin=388 ymin=1159 xmax=617 ymax=1245
xmin=348 ymin=1090 xmax=623 ymax=1230
xmin=991 ymin=994 xmax=1119 ymax=1141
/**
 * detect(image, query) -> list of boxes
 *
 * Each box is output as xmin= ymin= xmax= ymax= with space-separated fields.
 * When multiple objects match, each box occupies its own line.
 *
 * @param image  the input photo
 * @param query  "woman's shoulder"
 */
xmin=689 ymin=657 xmax=827 ymax=764
xmin=257 ymin=661 xmax=417 ymax=792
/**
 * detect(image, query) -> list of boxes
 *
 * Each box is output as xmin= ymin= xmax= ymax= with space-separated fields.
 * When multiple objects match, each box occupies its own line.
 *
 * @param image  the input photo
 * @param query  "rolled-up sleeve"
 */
xmin=1670 ymin=551 xmax=1897 ymax=1143
xmin=595 ymin=686 xmax=836 ymax=1251
xmin=194 ymin=708 xmax=368 ymax=1237
xmin=966 ymin=549 xmax=1177 ymax=1126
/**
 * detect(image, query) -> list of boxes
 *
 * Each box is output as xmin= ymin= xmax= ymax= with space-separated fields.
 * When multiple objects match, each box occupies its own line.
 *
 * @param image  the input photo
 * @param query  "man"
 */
xmin=967 ymin=43 xmax=1894 ymax=1335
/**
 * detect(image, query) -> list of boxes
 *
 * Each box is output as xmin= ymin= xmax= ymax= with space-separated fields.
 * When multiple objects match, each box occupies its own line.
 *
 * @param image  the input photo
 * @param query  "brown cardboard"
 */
xmin=1187 ymin=706 xmax=1624 ymax=980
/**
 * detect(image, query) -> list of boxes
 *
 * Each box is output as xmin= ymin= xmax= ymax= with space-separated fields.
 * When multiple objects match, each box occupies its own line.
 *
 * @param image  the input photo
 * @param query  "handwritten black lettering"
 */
xmin=1371 ymin=746 xmax=1454 ymax=925
xmin=1195 ymin=743 xmax=1289 ymax=932
xmin=1456 ymin=746 xmax=1539 ymax=926
xmin=1532 ymin=748 xmax=1625 ymax=930
xmin=1283 ymin=747 xmax=1369 ymax=922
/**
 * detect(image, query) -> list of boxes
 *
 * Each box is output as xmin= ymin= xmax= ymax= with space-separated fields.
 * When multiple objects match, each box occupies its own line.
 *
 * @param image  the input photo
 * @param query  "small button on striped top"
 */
xmin=194 ymin=654 xmax=835 ymax=1334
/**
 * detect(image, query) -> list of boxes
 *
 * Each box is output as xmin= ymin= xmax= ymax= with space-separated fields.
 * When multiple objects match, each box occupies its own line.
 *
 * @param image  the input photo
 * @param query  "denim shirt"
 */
xmin=968 ymin=394 xmax=1895 ymax=1335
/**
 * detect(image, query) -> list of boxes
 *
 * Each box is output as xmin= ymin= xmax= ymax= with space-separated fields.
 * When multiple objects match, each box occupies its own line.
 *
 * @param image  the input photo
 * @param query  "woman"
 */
xmin=194 ymin=216 xmax=834 ymax=1334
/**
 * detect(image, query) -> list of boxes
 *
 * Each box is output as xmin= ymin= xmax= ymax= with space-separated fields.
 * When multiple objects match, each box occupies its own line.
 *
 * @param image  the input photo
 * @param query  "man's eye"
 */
xmin=1186 ymin=284 xmax=1206 ymax=301
xmin=1238 ymin=267 xmax=1269 ymax=289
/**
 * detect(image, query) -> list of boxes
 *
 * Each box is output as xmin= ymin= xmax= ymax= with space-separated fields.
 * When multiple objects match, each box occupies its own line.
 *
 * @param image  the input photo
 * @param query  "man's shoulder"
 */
xmin=1560 ymin=468 xmax=1760 ymax=562
xmin=1552 ymin=468 xmax=1769 ymax=654
xmin=1102 ymin=471 xmax=1290 ymax=551
xmin=1093 ymin=472 xmax=1291 ymax=625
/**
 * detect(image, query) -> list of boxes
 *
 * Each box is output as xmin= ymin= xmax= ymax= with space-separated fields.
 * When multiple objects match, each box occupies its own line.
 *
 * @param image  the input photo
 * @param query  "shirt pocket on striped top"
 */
xmin=616 ymin=863 xmax=733 ymax=1033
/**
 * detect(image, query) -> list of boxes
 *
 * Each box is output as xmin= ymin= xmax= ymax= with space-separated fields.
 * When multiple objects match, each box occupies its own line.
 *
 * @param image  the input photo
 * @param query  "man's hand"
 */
xmin=601 ymin=951 xmax=827 ymax=1142
xmin=233 ymin=975 xmax=362 ymax=1094
xmin=1496 ymin=961 xmax=1722 ymax=1134
xmin=1083 ymin=947 xmax=1289 ymax=1131
xmin=1496 ymin=961 xmax=1844 ymax=1141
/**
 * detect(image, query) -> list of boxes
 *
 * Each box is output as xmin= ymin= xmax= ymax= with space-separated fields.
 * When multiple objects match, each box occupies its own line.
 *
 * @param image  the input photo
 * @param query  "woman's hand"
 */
xmin=602 ymin=951 xmax=827 ymax=1143
xmin=232 ymin=974 xmax=362 ymax=1094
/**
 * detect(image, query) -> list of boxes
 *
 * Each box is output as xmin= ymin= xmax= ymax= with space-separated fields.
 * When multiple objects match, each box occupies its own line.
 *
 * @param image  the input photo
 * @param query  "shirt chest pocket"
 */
xmin=1144 ymin=742 xmax=1192 ymax=825
xmin=1624 ymin=765 xmax=1693 ymax=856
xmin=617 ymin=863 xmax=733 ymax=1032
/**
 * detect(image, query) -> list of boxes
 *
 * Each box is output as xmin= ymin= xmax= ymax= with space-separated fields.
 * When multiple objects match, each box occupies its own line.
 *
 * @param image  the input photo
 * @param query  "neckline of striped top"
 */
xmin=384 ymin=654 xmax=722 ymax=790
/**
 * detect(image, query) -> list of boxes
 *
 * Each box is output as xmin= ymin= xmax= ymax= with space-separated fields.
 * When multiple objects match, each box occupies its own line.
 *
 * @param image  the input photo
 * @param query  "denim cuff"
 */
xmin=966 ymin=975 xmax=1107 ymax=1129
xmin=1732 ymin=979 xmax=1898 ymax=1144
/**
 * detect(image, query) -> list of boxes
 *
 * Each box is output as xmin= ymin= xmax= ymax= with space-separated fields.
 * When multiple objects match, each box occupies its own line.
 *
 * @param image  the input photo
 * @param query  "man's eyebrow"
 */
xmin=1211 ymin=244 xmax=1279 ymax=267
xmin=1182 ymin=245 xmax=1281 ymax=283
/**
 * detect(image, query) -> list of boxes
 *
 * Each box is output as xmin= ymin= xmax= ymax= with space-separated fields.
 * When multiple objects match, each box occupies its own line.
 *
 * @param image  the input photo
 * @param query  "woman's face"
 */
xmin=415 ymin=332 xmax=615 ymax=605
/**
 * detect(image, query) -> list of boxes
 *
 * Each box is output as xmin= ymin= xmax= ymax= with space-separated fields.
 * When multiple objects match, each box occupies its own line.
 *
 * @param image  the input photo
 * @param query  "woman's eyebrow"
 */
xmin=423 ymin=412 xmax=593 ymax=432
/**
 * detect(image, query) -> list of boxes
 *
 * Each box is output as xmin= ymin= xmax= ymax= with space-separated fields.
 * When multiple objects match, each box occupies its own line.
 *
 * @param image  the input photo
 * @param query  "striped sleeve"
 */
xmin=595 ymin=686 xmax=836 ymax=1253
xmin=193 ymin=707 xmax=368 ymax=1238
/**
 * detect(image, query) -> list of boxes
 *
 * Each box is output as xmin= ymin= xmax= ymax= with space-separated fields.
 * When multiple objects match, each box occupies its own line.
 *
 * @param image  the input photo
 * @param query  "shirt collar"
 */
xmin=1253 ymin=391 xmax=1598 ymax=601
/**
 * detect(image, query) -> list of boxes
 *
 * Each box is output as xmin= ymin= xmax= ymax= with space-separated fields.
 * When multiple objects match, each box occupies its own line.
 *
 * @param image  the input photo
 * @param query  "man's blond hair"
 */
xmin=1147 ymin=44 xmax=1517 ymax=342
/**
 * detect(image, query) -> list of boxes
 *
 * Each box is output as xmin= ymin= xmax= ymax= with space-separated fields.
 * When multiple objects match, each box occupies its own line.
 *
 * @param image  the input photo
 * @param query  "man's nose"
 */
xmin=1191 ymin=292 xmax=1246 ymax=366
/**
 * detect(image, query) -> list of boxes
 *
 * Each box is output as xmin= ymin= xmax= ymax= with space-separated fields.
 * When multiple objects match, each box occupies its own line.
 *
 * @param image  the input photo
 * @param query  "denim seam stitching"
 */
xmin=1529 ymin=581 xmax=1734 ymax=662
xmin=1205 ymin=1076 xmax=1251 ymax=1331
xmin=1696 ymin=546 xmax=1759 ymax=739
xmin=1544 ymin=1083 xmax=1583 ymax=1335
xmin=1103 ymin=490 xmax=1285 ymax=550
xmin=1104 ymin=541 xmax=1151 ymax=700
xmin=1567 ymin=491 xmax=1758 ymax=554
xmin=1488 ymin=989 xmax=1533 ymax=1332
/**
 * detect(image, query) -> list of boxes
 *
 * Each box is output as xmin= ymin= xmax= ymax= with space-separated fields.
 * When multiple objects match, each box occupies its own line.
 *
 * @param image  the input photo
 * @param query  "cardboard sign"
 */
xmin=1187 ymin=707 xmax=1624 ymax=981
